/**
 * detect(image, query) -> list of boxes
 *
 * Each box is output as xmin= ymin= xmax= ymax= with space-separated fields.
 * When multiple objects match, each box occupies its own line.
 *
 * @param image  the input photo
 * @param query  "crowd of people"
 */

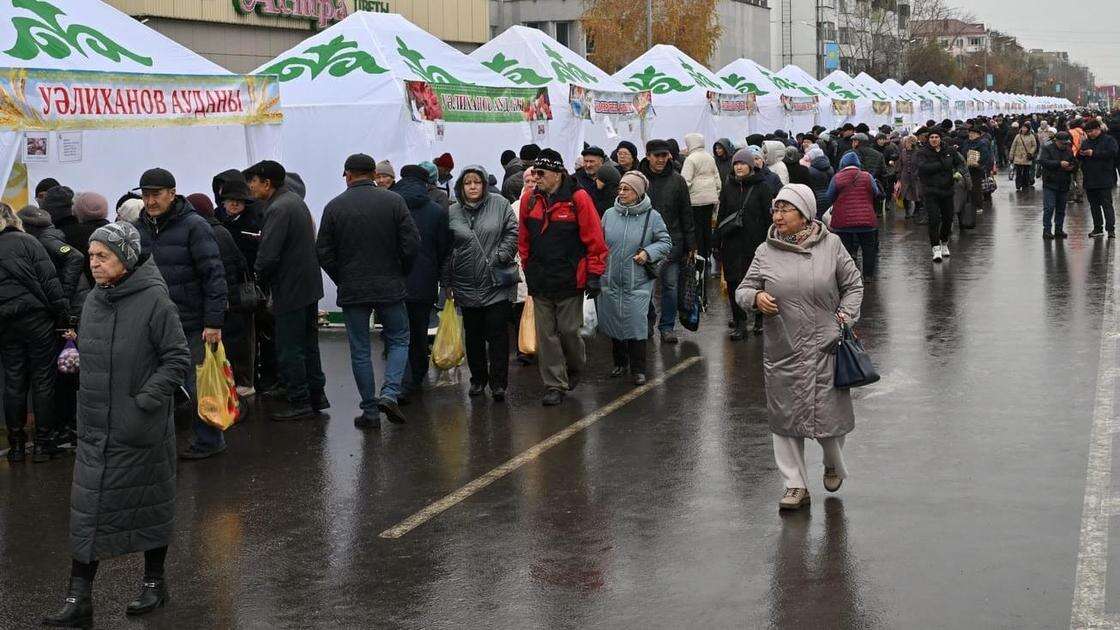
xmin=1 ymin=106 xmax=1116 ymax=625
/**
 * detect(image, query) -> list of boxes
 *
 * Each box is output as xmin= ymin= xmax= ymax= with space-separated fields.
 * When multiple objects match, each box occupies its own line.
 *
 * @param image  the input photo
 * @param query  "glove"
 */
xmin=585 ymin=274 xmax=602 ymax=300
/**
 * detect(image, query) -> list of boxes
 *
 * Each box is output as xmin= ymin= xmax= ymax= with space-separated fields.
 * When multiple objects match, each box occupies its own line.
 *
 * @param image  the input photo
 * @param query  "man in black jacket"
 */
xmin=916 ymin=129 xmax=964 ymax=261
xmin=134 ymin=168 xmax=229 ymax=459
xmin=248 ymin=160 xmax=327 ymax=422
xmin=640 ymin=139 xmax=695 ymax=344
xmin=1080 ymin=119 xmax=1118 ymax=237
xmin=1038 ymin=131 xmax=1077 ymax=239
xmin=317 ymin=154 xmax=419 ymax=426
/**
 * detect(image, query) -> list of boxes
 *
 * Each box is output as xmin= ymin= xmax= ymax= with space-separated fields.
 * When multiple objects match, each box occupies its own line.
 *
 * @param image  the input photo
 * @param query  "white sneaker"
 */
xmin=932 ymin=245 xmax=943 ymax=262
xmin=940 ymin=242 xmax=950 ymax=257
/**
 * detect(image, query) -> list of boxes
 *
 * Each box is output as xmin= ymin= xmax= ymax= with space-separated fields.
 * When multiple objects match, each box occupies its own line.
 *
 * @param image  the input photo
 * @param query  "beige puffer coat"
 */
xmin=681 ymin=133 xmax=722 ymax=206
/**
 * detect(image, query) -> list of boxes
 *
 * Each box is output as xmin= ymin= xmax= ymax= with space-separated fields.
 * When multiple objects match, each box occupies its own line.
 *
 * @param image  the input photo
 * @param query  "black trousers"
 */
xmin=1 ymin=313 xmax=57 ymax=439
xmin=925 ymin=193 xmax=955 ymax=246
xmin=1014 ymin=164 xmax=1034 ymax=189
xmin=461 ymin=301 xmax=512 ymax=390
xmin=691 ymin=204 xmax=714 ymax=261
xmin=611 ymin=338 xmax=647 ymax=374
xmin=1088 ymin=187 xmax=1117 ymax=233
xmin=255 ymin=306 xmax=279 ymax=391
xmin=968 ymin=167 xmax=986 ymax=210
xmin=273 ymin=304 xmax=325 ymax=406
xmin=405 ymin=301 xmax=433 ymax=391
xmin=837 ymin=230 xmax=880 ymax=278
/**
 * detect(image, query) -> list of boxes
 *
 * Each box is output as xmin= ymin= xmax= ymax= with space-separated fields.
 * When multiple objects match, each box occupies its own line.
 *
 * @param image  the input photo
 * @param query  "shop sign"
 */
xmin=233 ymin=1 xmax=352 ymax=29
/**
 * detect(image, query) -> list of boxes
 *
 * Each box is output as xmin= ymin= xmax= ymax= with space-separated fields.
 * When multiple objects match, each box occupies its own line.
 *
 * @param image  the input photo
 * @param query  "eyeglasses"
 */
xmin=531 ymin=169 xmax=546 ymax=177
xmin=771 ymin=206 xmax=800 ymax=215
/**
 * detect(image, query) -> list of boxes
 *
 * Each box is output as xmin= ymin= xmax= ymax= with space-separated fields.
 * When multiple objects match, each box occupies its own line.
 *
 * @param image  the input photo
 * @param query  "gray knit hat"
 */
xmin=619 ymin=170 xmax=649 ymax=198
xmin=772 ymin=184 xmax=817 ymax=223
xmin=89 ymin=221 xmax=141 ymax=271
xmin=375 ymin=160 xmax=395 ymax=178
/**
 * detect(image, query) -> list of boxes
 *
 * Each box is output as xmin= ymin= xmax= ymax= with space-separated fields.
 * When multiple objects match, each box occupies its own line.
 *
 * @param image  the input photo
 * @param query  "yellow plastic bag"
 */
xmin=519 ymin=297 xmax=537 ymax=355
xmin=432 ymin=299 xmax=465 ymax=370
xmin=196 ymin=342 xmax=239 ymax=430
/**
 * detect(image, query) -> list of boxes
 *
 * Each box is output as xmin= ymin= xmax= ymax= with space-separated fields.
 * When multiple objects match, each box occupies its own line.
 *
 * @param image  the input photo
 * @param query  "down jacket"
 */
xmin=395 ymin=175 xmax=450 ymax=305
xmin=0 ymin=225 xmax=69 ymax=323
xmin=71 ymin=255 xmax=191 ymax=562
xmin=136 ymin=197 xmax=227 ymax=331
xmin=518 ymin=173 xmax=608 ymax=298
xmin=1009 ymin=132 xmax=1038 ymax=166
xmin=595 ymin=195 xmax=672 ymax=341
xmin=316 ymin=179 xmax=419 ymax=306
xmin=763 ymin=141 xmax=790 ymax=185
xmin=681 ymin=132 xmax=722 ymax=206
xmin=446 ymin=166 xmax=519 ymax=308
xmin=916 ymin=143 xmax=964 ymax=198
xmin=735 ymin=220 xmax=863 ymax=438
xmin=20 ymin=215 xmax=85 ymax=314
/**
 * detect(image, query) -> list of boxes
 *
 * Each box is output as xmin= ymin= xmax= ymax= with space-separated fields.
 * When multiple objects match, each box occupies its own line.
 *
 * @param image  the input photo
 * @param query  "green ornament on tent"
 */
xmin=396 ymin=37 xmax=463 ymax=84
xmin=678 ymin=58 xmax=723 ymax=91
xmin=722 ymin=73 xmax=770 ymax=96
xmin=6 ymin=0 xmax=153 ymax=67
xmin=260 ymin=34 xmax=387 ymax=82
xmin=543 ymin=43 xmax=596 ymax=85
xmin=624 ymin=66 xmax=689 ymax=94
xmin=481 ymin=52 xmax=551 ymax=86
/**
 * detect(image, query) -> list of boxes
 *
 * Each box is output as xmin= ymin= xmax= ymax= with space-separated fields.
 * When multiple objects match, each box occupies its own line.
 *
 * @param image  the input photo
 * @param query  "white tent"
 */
xmin=0 ymin=0 xmax=281 ymax=206
xmin=774 ymin=65 xmax=836 ymax=129
xmin=717 ymin=58 xmax=811 ymax=137
xmin=821 ymin=70 xmax=887 ymax=128
xmin=878 ymin=78 xmax=924 ymax=127
xmin=256 ymin=12 xmax=548 ymax=308
xmin=470 ymin=25 xmax=634 ymax=164
xmin=613 ymin=45 xmax=746 ymax=151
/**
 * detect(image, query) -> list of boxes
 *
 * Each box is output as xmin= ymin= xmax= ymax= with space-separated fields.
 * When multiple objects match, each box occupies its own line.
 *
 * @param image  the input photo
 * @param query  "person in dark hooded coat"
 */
xmin=715 ymin=149 xmax=774 ymax=339
xmin=17 ymin=205 xmax=85 ymax=314
xmin=713 ymin=138 xmax=735 ymax=185
xmin=593 ymin=164 xmax=621 ymax=217
xmin=784 ymin=146 xmax=813 ymax=187
xmin=40 ymin=185 xmax=84 ymax=249
xmin=42 ymin=222 xmax=190 ymax=627
xmin=394 ymin=165 xmax=451 ymax=398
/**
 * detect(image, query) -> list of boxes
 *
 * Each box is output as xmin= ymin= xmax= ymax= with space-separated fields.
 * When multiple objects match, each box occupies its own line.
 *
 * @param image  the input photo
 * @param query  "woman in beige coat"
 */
xmin=1008 ymin=125 xmax=1038 ymax=190
xmin=735 ymin=183 xmax=864 ymax=511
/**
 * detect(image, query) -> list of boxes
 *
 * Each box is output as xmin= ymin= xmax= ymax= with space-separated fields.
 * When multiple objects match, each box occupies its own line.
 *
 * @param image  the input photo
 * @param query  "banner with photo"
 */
xmin=0 ymin=68 xmax=281 ymax=131
xmin=895 ymin=101 xmax=914 ymax=114
xmin=830 ymin=99 xmax=856 ymax=117
xmin=919 ymin=100 xmax=935 ymax=112
xmin=568 ymin=85 xmax=652 ymax=122
xmin=405 ymin=81 xmax=552 ymax=123
xmin=872 ymin=100 xmax=893 ymax=116
xmin=706 ymin=91 xmax=757 ymax=117
xmin=781 ymin=95 xmax=819 ymax=113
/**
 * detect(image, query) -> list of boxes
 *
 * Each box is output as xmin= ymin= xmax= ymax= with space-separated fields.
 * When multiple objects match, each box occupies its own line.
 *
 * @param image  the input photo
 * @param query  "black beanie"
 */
xmin=35 ymin=177 xmax=60 ymax=197
xmin=500 ymin=150 xmax=516 ymax=166
xmin=519 ymin=144 xmax=541 ymax=161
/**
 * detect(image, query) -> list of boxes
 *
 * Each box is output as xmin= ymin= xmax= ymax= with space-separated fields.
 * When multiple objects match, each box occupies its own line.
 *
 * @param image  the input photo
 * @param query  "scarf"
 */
xmin=778 ymin=223 xmax=817 ymax=246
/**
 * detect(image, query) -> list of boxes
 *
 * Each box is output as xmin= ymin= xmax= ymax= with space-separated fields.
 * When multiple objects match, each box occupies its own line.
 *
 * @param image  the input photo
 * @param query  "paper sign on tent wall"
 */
xmin=58 ymin=132 xmax=81 ymax=163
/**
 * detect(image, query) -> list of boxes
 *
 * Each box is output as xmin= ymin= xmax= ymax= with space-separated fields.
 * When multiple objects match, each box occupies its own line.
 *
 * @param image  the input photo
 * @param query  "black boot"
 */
xmin=309 ymin=391 xmax=330 ymax=412
xmin=32 ymin=429 xmax=64 ymax=463
xmin=42 ymin=577 xmax=93 ymax=627
xmin=125 ymin=577 xmax=168 ymax=616
xmin=6 ymin=428 xmax=26 ymax=463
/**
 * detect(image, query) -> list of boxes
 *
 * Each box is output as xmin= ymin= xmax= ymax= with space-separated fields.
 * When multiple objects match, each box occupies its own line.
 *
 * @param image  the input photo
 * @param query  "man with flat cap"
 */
xmin=317 ymin=153 xmax=419 ymax=428
xmin=133 ymin=167 xmax=229 ymax=460
xmin=246 ymin=159 xmax=327 ymax=422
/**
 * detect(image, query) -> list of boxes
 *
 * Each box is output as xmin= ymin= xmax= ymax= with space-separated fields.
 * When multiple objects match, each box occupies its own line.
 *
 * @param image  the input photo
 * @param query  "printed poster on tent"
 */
xmin=568 ymin=85 xmax=652 ymax=123
xmin=705 ymin=91 xmax=757 ymax=117
xmin=831 ymin=100 xmax=856 ymax=117
xmin=895 ymin=101 xmax=914 ymax=115
xmin=781 ymin=95 xmax=819 ymax=113
xmin=0 ymin=68 xmax=282 ymax=130
xmin=404 ymin=81 xmax=553 ymax=123
xmin=872 ymin=101 xmax=892 ymax=116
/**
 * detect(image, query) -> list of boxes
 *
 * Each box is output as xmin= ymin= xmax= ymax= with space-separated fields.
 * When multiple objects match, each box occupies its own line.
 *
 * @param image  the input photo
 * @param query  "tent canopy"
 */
xmin=0 ymin=0 xmax=279 ymax=207
xmin=615 ymin=44 xmax=738 ymax=103
xmin=471 ymin=25 xmax=629 ymax=92
xmin=821 ymin=70 xmax=874 ymax=101
xmin=717 ymin=58 xmax=791 ymax=97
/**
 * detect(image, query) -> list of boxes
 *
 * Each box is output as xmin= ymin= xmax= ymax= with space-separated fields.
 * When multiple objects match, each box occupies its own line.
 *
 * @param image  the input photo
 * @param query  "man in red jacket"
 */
xmin=519 ymin=149 xmax=608 ymax=406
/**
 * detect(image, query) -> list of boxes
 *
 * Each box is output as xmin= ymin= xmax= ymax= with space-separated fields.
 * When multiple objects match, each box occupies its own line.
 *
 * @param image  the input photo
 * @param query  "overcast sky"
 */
xmin=948 ymin=0 xmax=1119 ymax=85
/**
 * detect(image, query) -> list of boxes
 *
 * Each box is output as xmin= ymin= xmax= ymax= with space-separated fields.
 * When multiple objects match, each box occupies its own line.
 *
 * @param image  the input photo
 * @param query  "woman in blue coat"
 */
xmin=595 ymin=171 xmax=672 ymax=385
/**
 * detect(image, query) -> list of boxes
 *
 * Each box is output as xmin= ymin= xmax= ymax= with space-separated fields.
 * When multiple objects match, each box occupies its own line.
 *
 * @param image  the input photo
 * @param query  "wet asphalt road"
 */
xmin=1 ymin=177 xmax=1117 ymax=629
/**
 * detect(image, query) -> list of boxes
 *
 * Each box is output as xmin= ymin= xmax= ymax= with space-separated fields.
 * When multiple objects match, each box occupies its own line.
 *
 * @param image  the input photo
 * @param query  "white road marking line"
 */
xmin=1071 ymin=243 xmax=1119 ymax=630
xmin=379 ymin=356 xmax=704 ymax=539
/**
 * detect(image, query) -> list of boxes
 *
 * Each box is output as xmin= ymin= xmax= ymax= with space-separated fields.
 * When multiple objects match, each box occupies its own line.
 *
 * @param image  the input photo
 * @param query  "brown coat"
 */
xmin=734 ymin=222 xmax=864 ymax=438
xmin=1009 ymin=133 xmax=1038 ymax=166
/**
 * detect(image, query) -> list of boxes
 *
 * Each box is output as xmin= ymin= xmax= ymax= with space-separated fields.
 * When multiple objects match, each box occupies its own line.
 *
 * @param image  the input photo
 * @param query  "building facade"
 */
xmin=489 ymin=0 xmax=770 ymax=70
xmin=103 ymin=0 xmax=491 ymax=73
xmin=910 ymin=18 xmax=989 ymax=58
xmin=770 ymin=0 xmax=835 ymax=78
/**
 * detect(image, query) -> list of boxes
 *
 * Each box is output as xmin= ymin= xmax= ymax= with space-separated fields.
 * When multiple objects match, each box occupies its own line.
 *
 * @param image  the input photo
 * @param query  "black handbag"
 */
xmin=228 ymin=281 xmax=265 ymax=313
xmin=491 ymin=262 xmax=520 ymax=288
xmin=834 ymin=322 xmax=879 ymax=388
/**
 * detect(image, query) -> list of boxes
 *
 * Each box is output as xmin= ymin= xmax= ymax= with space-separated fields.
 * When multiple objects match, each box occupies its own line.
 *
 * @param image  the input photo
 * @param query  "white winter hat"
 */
xmin=772 ymin=183 xmax=817 ymax=223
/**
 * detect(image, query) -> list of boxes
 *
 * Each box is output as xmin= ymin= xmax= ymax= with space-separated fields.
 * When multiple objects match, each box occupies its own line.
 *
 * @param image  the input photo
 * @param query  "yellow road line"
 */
xmin=379 ymin=355 xmax=704 ymax=539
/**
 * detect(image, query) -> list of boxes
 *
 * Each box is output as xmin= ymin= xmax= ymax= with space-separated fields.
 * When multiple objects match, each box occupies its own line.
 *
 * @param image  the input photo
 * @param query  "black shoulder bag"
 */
xmin=638 ymin=209 xmax=664 ymax=280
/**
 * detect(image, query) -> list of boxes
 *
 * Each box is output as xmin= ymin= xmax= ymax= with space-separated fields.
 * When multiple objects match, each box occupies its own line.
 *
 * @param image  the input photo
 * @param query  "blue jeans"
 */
xmin=1043 ymin=188 xmax=1067 ymax=233
xmin=186 ymin=332 xmax=224 ymax=450
xmin=343 ymin=303 xmax=409 ymax=412
xmin=658 ymin=260 xmax=680 ymax=333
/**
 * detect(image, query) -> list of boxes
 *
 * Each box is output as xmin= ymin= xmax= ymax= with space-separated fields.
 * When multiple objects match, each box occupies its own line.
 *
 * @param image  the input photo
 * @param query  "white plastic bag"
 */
xmin=580 ymin=296 xmax=598 ymax=338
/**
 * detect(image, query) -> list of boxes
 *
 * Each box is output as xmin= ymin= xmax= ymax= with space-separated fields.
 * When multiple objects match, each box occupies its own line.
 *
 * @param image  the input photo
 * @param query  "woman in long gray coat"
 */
xmin=444 ymin=165 xmax=519 ymax=402
xmin=735 ymin=184 xmax=863 ymax=511
xmin=44 ymin=222 xmax=190 ymax=627
xmin=596 ymin=171 xmax=672 ymax=384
